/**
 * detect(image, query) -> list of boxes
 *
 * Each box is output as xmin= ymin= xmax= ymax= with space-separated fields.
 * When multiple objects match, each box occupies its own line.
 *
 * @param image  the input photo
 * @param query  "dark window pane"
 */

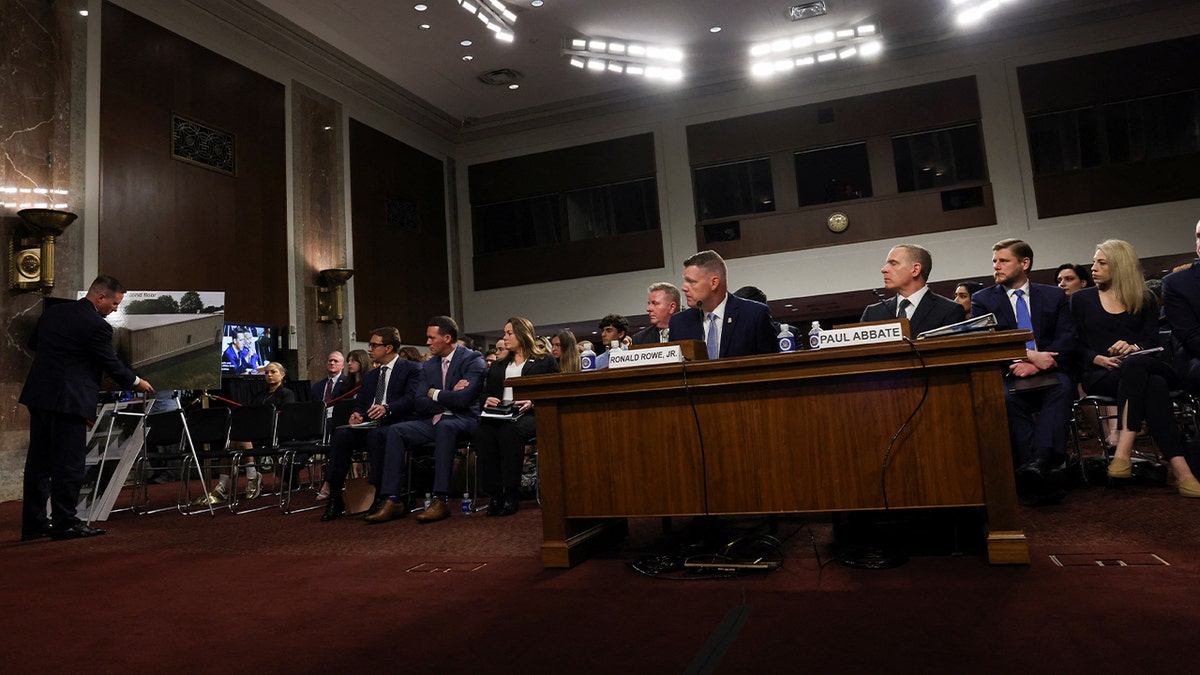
xmin=893 ymin=124 xmax=987 ymax=192
xmin=692 ymin=157 xmax=775 ymax=220
xmin=794 ymin=142 xmax=872 ymax=206
xmin=1104 ymin=90 xmax=1200 ymax=164
xmin=1026 ymin=108 xmax=1102 ymax=175
xmin=564 ymin=178 xmax=660 ymax=241
xmin=472 ymin=194 xmax=561 ymax=254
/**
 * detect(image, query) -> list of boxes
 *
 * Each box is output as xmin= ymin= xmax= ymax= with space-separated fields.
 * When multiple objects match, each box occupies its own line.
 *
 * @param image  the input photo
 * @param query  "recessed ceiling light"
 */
xmin=418 ymin=23 xmax=431 ymax=30
xmin=414 ymin=3 xmax=428 ymax=10
xmin=508 ymin=83 xmax=520 ymax=90
xmin=322 ymin=125 xmax=333 ymax=131
xmin=79 ymin=9 xmax=89 ymax=16
xmin=462 ymin=55 xmax=474 ymax=61
xmin=709 ymin=26 xmax=722 ymax=33
xmin=461 ymin=39 xmax=473 ymax=46
xmin=531 ymin=0 xmax=544 ymax=6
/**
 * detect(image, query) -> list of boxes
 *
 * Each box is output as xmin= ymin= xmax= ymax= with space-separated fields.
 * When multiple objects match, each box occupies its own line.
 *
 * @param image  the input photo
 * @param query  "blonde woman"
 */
xmin=1071 ymin=240 xmax=1200 ymax=497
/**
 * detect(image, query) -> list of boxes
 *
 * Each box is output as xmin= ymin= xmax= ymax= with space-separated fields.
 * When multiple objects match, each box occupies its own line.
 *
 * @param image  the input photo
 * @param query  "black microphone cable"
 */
xmin=879 ymin=336 xmax=930 ymax=510
xmin=678 ymin=354 xmax=710 ymax=517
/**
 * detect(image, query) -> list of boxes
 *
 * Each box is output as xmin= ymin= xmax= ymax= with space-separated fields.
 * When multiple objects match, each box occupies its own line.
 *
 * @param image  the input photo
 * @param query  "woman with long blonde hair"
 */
xmin=1071 ymin=239 xmax=1199 ymax=497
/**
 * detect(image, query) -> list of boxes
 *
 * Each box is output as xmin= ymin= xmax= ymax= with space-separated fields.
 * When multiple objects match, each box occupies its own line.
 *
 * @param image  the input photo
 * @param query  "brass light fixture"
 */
xmin=315 ymin=267 xmax=354 ymax=323
xmin=9 ymin=208 xmax=77 ymax=292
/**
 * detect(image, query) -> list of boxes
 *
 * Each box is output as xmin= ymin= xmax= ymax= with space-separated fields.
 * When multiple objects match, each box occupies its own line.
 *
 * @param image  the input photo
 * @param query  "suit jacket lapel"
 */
xmin=910 ymin=294 xmax=930 ymax=325
xmin=993 ymin=286 xmax=1017 ymax=327
xmin=720 ymin=294 xmax=737 ymax=357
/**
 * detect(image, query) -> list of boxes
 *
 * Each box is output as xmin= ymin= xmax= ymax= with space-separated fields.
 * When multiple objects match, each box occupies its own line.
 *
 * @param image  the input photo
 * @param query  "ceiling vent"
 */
xmin=478 ymin=68 xmax=522 ymax=86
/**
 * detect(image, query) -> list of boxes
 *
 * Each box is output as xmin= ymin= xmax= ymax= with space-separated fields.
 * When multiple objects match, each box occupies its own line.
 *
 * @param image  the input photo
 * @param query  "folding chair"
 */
xmin=180 ymin=406 xmax=233 ymax=515
xmin=274 ymin=400 xmax=330 ymax=514
xmin=226 ymin=404 xmax=279 ymax=514
xmin=132 ymin=409 xmax=189 ymax=515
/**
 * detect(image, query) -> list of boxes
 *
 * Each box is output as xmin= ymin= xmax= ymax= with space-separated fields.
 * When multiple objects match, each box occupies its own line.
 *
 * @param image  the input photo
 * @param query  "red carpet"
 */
xmin=2 ymin=479 xmax=1197 ymax=673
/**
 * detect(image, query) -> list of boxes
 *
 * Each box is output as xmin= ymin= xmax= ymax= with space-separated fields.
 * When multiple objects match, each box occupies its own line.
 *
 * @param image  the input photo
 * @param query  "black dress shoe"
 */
xmin=485 ymin=496 xmax=503 ymax=517
xmin=21 ymin=529 xmax=52 ymax=542
xmin=320 ymin=498 xmax=344 ymax=522
xmin=497 ymin=495 xmax=519 ymax=517
xmin=1015 ymin=458 xmax=1047 ymax=496
xmin=51 ymin=524 xmax=106 ymax=540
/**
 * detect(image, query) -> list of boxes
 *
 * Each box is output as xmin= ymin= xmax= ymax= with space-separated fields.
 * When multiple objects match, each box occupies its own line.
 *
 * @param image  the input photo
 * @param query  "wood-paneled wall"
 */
xmin=99 ymin=2 xmax=287 ymax=326
xmin=349 ymin=119 xmax=449 ymax=343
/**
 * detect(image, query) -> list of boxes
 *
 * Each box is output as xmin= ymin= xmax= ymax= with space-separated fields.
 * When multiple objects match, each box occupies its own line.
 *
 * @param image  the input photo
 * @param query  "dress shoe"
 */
xmin=364 ymin=499 xmax=406 ymax=524
xmin=485 ymin=496 xmax=503 ymax=517
xmin=21 ymin=528 xmax=52 ymax=542
xmin=245 ymin=474 xmax=264 ymax=500
xmin=497 ymin=495 xmax=519 ymax=517
xmin=320 ymin=497 xmax=345 ymax=522
xmin=52 ymin=523 xmax=107 ymax=540
xmin=1107 ymin=457 xmax=1133 ymax=479
xmin=364 ymin=497 xmax=387 ymax=517
xmin=1178 ymin=476 xmax=1200 ymax=498
xmin=1014 ymin=458 xmax=1047 ymax=496
xmin=415 ymin=497 xmax=450 ymax=524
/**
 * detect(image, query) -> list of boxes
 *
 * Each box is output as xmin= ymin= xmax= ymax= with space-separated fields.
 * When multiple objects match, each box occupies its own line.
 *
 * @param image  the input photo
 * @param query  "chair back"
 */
xmin=144 ymin=409 xmax=185 ymax=451
xmin=276 ymin=400 xmax=326 ymax=445
xmin=186 ymin=406 xmax=232 ymax=453
xmin=230 ymin=404 xmax=277 ymax=448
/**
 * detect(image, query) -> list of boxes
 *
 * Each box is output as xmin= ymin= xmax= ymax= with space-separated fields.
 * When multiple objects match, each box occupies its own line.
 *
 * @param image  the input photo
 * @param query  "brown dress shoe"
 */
xmin=363 ymin=499 xmax=406 ymax=524
xmin=415 ymin=497 xmax=450 ymax=523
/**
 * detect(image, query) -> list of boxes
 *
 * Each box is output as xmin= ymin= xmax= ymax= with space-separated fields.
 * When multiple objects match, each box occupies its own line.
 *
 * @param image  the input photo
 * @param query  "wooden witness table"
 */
xmin=512 ymin=330 xmax=1034 ymax=568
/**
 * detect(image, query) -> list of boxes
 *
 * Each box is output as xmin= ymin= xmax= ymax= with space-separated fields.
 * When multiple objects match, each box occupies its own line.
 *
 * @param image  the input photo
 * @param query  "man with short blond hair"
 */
xmin=632 ymin=282 xmax=681 ymax=345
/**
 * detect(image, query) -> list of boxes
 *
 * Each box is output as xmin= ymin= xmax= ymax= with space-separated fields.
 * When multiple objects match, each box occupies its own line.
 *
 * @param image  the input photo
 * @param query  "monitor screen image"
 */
xmin=221 ymin=323 xmax=277 ymax=377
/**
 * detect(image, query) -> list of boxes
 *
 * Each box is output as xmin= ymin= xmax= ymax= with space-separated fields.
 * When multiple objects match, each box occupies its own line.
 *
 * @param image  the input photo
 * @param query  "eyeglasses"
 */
xmin=366 ymin=342 xmax=387 ymax=350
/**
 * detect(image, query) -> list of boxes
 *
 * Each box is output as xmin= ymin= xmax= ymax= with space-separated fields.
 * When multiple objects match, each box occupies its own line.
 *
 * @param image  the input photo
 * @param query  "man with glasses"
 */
xmin=320 ymin=327 xmax=421 ymax=522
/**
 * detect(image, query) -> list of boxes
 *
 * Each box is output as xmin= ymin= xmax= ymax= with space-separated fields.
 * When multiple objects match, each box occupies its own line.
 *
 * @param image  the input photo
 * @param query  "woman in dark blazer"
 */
xmin=1071 ymin=239 xmax=1199 ymax=497
xmin=475 ymin=316 xmax=560 ymax=516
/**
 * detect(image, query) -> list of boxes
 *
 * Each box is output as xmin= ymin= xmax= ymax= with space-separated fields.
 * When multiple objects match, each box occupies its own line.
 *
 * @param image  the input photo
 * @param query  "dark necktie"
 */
xmin=375 ymin=366 xmax=388 ymax=405
xmin=706 ymin=313 xmax=719 ymax=359
xmin=1013 ymin=289 xmax=1036 ymax=350
xmin=323 ymin=378 xmax=334 ymax=403
xmin=897 ymin=298 xmax=911 ymax=319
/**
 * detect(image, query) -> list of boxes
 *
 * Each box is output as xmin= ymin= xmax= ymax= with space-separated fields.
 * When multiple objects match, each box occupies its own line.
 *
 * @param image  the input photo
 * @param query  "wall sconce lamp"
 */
xmin=315 ymin=267 xmax=354 ymax=323
xmin=8 ymin=208 xmax=77 ymax=292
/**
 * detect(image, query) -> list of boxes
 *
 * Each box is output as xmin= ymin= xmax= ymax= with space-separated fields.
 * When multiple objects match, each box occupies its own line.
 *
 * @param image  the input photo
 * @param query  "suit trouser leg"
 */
xmin=24 ymin=407 xmax=87 ymax=530
xmin=431 ymin=417 xmax=476 ymax=495
xmin=366 ymin=426 xmax=394 ymax=489
xmin=379 ymin=421 xmax=433 ymax=497
xmin=325 ymin=428 xmax=361 ymax=488
xmin=500 ymin=415 xmax=538 ymax=493
xmin=1031 ymin=373 xmax=1074 ymax=459
xmin=1119 ymin=355 xmax=1185 ymax=459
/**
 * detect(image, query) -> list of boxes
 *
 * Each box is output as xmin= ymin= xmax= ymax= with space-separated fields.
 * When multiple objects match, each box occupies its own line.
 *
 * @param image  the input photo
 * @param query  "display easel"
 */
xmin=78 ymin=399 xmax=151 ymax=522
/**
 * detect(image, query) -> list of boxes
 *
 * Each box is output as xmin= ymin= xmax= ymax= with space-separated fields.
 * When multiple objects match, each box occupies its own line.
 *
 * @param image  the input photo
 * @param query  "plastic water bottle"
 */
xmin=808 ymin=321 xmax=823 ymax=350
xmin=581 ymin=344 xmax=596 ymax=370
xmin=777 ymin=323 xmax=795 ymax=352
xmin=461 ymin=492 xmax=473 ymax=514
xmin=423 ymin=492 xmax=432 ymax=511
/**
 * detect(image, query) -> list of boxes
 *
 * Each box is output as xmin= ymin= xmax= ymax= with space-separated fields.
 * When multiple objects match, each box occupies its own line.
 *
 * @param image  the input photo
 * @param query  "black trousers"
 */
xmin=473 ymin=413 xmax=536 ymax=496
xmin=1082 ymin=353 xmax=1184 ymax=459
xmin=23 ymin=406 xmax=88 ymax=532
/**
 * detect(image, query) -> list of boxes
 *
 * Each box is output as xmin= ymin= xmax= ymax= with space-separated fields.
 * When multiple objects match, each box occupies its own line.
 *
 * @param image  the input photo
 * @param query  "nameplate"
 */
xmin=608 ymin=344 xmax=684 ymax=369
xmin=817 ymin=321 xmax=906 ymax=349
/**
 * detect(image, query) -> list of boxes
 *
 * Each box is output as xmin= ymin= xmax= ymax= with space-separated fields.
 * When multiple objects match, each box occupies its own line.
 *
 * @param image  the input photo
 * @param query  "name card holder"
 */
xmin=819 ymin=318 xmax=910 ymax=349
xmin=611 ymin=340 xmax=708 ymax=369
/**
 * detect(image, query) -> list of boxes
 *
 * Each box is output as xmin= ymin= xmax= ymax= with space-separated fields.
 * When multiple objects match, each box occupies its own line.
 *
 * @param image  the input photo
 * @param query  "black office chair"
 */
xmin=180 ymin=406 xmax=233 ymax=515
xmin=226 ymin=404 xmax=279 ymax=514
xmin=274 ymin=400 xmax=330 ymax=514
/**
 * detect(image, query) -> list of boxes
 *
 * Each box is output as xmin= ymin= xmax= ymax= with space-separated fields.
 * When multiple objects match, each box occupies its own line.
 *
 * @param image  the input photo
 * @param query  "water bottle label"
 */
xmin=778 ymin=336 xmax=794 ymax=352
xmin=808 ymin=333 xmax=821 ymax=349
xmin=581 ymin=354 xmax=595 ymax=370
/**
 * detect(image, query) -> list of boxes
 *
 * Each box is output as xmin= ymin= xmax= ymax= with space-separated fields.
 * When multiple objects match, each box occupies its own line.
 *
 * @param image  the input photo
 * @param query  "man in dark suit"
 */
xmin=310 ymin=351 xmax=344 ymax=403
xmin=365 ymin=316 xmax=487 ymax=524
xmin=20 ymin=275 xmax=155 ymax=541
xmin=631 ymin=282 xmax=681 ymax=345
xmin=668 ymin=250 xmax=777 ymax=358
xmin=320 ymin=327 xmax=420 ymax=521
xmin=971 ymin=238 xmax=1077 ymax=500
xmin=861 ymin=244 xmax=965 ymax=336
xmin=1163 ymin=219 xmax=1200 ymax=394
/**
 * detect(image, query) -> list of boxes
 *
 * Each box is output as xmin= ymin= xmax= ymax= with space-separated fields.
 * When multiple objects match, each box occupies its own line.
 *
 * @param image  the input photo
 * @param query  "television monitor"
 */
xmin=221 ymin=323 xmax=277 ymax=377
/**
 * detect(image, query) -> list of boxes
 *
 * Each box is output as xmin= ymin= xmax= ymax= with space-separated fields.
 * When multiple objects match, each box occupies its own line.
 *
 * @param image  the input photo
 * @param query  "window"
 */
xmin=692 ymin=157 xmax=775 ymax=220
xmin=1105 ymin=90 xmax=1200 ymax=164
xmin=472 ymin=194 xmax=561 ymax=254
xmin=892 ymin=124 xmax=986 ymax=192
xmin=794 ymin=142 xmax=873 ymax=206
xmin=1026 ymin=107 xmax=1102 ymax=175
xmin=564 ymin=178 xmax=659 ymax=241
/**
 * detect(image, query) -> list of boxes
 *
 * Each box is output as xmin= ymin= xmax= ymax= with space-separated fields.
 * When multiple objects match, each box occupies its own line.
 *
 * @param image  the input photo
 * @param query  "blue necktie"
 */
xmin=1013 ymin=289 xmax=1036 ymax=350
xmin=706 ymin=312 xmax=719 ymax=359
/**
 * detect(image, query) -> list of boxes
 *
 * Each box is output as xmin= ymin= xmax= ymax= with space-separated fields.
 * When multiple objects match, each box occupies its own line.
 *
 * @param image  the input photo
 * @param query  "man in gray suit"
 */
xmin=861 ymin=244 xmax=965 ymax=336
